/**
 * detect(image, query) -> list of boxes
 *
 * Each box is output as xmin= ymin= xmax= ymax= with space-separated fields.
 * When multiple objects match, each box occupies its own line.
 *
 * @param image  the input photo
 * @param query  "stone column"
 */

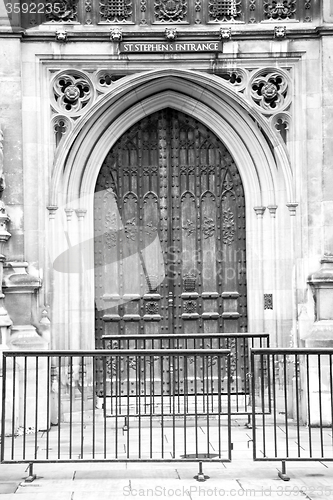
xmin=0 ymin=129 xmax=13 ymax=434
xmin=0 ymin=203 xmax=12 ymax=348
xmin=253 ymin=206 xmax=266 ymax=332
xmin=0 ymin=127 xmax=11 ymax=351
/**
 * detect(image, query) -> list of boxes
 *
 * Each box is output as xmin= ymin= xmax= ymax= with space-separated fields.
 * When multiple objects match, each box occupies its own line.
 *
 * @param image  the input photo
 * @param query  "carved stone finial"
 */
xmin=55 ymin=29 xmax=68 ymax=42
xmin=165 ymin=27 xmax=177 ymax=41
xmin=274 ymin=26 xmax=287 ymax=39
xmin=219 ymin=27 xmax=232 ymax=40
xmin=110 ymin=27 xmax=123 ymax=42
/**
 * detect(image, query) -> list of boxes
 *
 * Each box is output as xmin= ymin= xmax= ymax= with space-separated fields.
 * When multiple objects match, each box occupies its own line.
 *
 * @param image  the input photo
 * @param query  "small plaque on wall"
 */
xmin=120 ymin=41 xmax=222 ymax=53
xmin=264 ymin=294 xmax=273 ymax=310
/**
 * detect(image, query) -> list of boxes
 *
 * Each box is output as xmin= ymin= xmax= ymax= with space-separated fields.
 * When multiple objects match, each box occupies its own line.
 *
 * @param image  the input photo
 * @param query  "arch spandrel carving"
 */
xmin=50 ymin=69 xmax=293 ymax=209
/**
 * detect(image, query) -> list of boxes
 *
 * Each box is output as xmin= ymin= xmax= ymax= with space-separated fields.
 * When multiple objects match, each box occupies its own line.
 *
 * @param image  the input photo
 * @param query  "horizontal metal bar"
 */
xmin=254 ymin=458 xmax=333 ymax=462
xmin=251 ymin=348 xmax=333 ymax=355
xmin=2 ymin=458 xmax=232 ymax=464
xmin=3 ymin=349 xmax=231 ymax=357
xmin=103 ymin=333 xmax=269 ymax=340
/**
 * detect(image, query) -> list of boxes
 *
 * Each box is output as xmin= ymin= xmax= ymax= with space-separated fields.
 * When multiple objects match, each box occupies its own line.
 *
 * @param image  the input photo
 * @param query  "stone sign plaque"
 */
xmin=120 ymin=41 xmax=222 ymax=53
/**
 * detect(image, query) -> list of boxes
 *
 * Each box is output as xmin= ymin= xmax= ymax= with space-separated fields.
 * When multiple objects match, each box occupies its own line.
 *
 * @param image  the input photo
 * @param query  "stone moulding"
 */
xmin=308 ymin=255 xmax=333 ymax=342
xmin=51 ymin=70 xmax=95 ymax=117
xmin=45 ymin=66 xmax=295 ymax=349
xmin=249 ymin=67 xmax=292 ymax=115
xmin=49 ymin=66 xmax=292 ymax=154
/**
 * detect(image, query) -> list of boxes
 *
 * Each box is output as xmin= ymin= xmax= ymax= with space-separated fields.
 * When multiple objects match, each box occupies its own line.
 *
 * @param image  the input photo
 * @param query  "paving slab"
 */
xmin=12 ymin=492 xmax=72 ymax=499
xmin=17 ymin=477 xmax=130 ymax=492
xmin=72 ymin=493 xmax=145 ymax=500
xmin=0 ymin=464 xmax=26 ymax=482
xmin=0 ymin=482 xmax=19 ymax=494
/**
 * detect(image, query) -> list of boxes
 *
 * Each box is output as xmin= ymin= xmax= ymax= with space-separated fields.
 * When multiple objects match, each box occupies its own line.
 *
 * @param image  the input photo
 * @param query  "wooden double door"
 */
xmin=94 ymin=108 xmax=247 ymax=346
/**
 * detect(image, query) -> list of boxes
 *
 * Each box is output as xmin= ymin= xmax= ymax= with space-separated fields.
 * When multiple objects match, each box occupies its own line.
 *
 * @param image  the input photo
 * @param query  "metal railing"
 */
xmin=102 ymin=332 xmax=270 ymax=416
xmin=1 ymin=349 xmax=231 ymax=480
xmin=251 ymin=348 xmax=333 ymax=480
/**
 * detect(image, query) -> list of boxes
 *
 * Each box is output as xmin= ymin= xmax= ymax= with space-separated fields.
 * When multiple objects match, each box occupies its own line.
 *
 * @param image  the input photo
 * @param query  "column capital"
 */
xmin=47 ymin=205 xmax=58 ymax=219
xmin=64 ymin=208 xmax=74 ymax=221
xmin=253 ymin=206 xmax=266 ymax=218
xmin=267 ymin=205 xmax=278 ymax=218
xmin=286 ymin=202 xmax=298 ymax=216
xmin=76 ymin=208 xmax=87 ymax=220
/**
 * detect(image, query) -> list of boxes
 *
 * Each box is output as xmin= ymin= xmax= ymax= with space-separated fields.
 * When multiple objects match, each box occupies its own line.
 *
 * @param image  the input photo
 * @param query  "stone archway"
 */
xmin=48 ymin=69 xmax=295 ymax=352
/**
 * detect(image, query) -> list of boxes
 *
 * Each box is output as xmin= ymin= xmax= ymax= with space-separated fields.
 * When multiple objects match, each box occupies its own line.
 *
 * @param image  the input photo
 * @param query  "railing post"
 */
xmin=278 ymin=460 xmax=290 ymax=482
xmin=24 ymin=462 xmax=36 ymax=483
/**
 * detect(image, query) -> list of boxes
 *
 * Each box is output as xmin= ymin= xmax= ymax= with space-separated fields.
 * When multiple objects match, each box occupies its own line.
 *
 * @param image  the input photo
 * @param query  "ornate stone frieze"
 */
xmin=52 ymin=71 xmax=94 ymax=116
xmin=263 ymin=0 xmax=296 ymax=21
xmin=249 ymin=69 xmax=290 ymax=115
xmin=99 ymin=0 xmax=133 ymax=22
xmin=208 ymin=0 xmax=241 ymax=22
xmin=154 ymin=0 xmax=188 ymax=23
xmin=19 ymin=0 xmax=316 ymax=27
xmin=47 ymin=0 xmax=78 ymax=22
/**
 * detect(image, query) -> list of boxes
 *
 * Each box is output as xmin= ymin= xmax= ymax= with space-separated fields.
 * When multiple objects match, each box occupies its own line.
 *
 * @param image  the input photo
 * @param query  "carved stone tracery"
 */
xmin=250 ymin=70 xmax=289 ymax=113
xmin=99 ymin=0 xmax=133 ymax=22
xmin=22 ymin=0 xmax=316 ymax=28
xmin=154 ymin=0 xmax=188 ymax=22
xmin=53 ymin=72 xmax=93 ymax=115
xmin=263 ymin=0 xmax=296 ymax=20
xmin=208 ymin=0 xmax=241 ymax=22
xmin=47 ymin=0 xmax=78 ymax=22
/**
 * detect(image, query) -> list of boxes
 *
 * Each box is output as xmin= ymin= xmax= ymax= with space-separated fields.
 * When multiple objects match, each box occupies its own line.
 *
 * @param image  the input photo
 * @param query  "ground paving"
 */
xmin=1 ymin=419 xmax=333 ymax=499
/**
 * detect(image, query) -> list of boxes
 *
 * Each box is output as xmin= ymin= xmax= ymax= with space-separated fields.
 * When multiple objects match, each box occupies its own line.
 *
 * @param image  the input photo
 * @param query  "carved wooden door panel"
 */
xmin=94 ymin=108 xmax=247 ymax=395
